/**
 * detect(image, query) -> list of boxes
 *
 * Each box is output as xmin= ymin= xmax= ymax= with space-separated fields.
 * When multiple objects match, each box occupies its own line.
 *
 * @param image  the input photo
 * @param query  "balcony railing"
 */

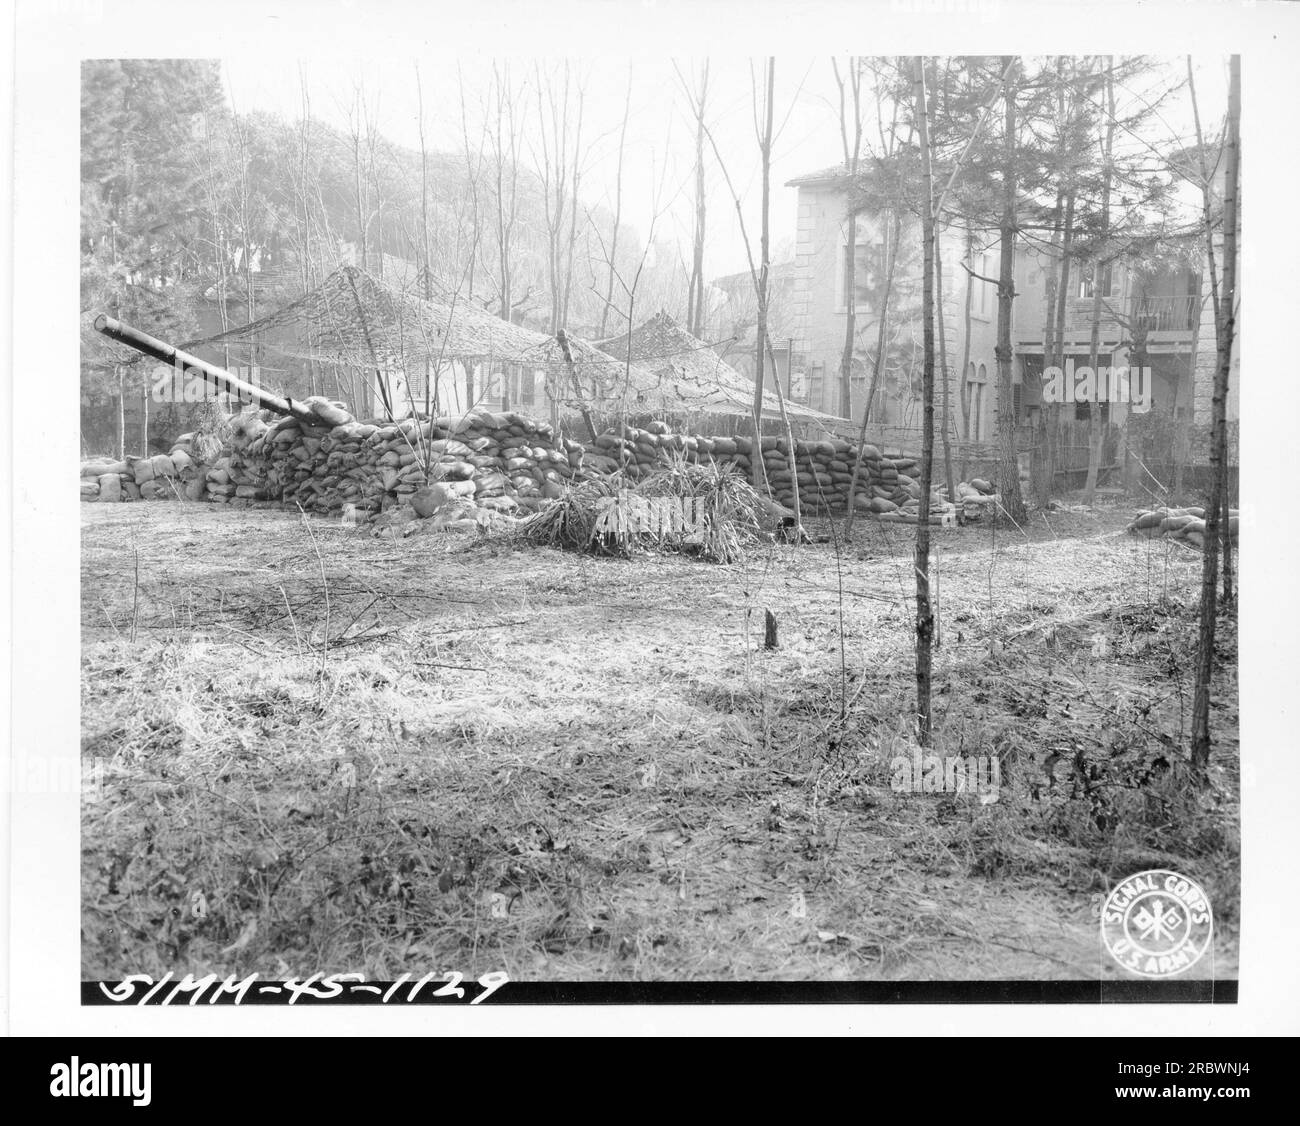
xmin=1128 ymin=294 xmax=1200 ymax=333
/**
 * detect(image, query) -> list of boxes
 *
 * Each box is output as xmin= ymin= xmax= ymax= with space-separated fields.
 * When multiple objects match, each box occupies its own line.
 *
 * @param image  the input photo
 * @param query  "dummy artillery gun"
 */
xmin=93 ymin=314 xmax=352 ymax=427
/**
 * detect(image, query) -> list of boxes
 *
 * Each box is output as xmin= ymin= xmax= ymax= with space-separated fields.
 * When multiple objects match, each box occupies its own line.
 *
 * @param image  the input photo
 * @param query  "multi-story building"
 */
xmin=781 ymin=159 xmax=1238 ymax=442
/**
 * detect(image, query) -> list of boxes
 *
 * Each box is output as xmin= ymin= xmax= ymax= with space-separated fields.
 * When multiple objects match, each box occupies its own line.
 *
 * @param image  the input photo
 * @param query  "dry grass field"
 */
xmin=80 ymin=501 xmax=1239 ymax=983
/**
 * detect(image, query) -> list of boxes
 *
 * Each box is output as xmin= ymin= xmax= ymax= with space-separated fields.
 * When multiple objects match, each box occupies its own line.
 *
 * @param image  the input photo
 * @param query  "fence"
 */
xmin=850 ymin=416 xmax=1239 ymax=501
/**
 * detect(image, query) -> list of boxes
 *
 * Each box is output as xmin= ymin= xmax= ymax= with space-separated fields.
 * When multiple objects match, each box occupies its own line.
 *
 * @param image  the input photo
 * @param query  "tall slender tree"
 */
xmin=912 ymin=56 xmax=938 ymax=745
xmin=682 ymin=62 xmax=711 ymax=339
xmin=834 ymin=57 xmax=865 ymax=422
xmin=751 ymin=58 xmax=777 ymax=490
xmin=993 ymin=56 xmax=1028 ymax=524
xmin=1190 ymin=55 xmax=1240 ymax=773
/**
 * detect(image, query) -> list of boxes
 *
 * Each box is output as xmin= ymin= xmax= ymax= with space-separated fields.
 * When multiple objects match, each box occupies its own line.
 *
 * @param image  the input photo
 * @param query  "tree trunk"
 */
xmin=835 ymin=57 xmax=864 ymax=422
xmin=765 ymin=337 xmax=802 ymax=539
xmin=936 ymin=232 xmax=954 ymax=503
xmin=1081 ymin=255 xmax=1107 ymax=503
xmin=958 ymin=230 xmax=973 ymax=445
xmin=845 ymin=209 xmax=901 ymax=538
xmin=912 ymin=56 xmax=937 ymax=746
xmin=416 ymin=64 xmax=434 ymax=416
xmin=994 ymin=57 xmax=1026 ymax=523
xmin=1038 ymin=189 xmax=1063 ymax=507
xmin=1049 ymin=189 xmax=1076 ymax=499
xmin=751 ymin=59 xmax=776 ymax=491
xmin=560 ymin=79 xmax=586 ymax=331
xmin=600 ymin=67 xmax=632 ymax=339
xmin=1083 ymin=61 xmax=1117 ymax=505
xmin=861 ymin=210 xmax=902 ymax=427
xmin=1173 ymin=301 xmax=1200 ymax=498
xmin=840 ymin=206 xmax=858 ymax=420
xmin=115 ymin=366 xmax=125 ymax=459
xmin=687 ymin=63 xmax=710 ymax=339
xmin=1191 ymin=55 xmax=1239 ymax=773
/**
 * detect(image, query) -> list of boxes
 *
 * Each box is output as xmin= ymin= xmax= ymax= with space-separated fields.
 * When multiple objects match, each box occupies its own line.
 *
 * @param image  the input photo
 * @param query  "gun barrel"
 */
xmin=93 ymin=314 xmax=315 ymax=423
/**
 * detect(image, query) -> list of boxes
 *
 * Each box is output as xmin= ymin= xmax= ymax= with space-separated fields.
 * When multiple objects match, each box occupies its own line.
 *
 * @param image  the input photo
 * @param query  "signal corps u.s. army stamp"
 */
xmin=1102 ymin=869 xmax=1214 ymax=978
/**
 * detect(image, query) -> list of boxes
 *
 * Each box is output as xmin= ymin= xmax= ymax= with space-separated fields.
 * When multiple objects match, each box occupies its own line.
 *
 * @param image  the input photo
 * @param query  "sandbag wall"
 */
xmin=1127 ymin=505 xmax=1240 ymax=550
xmin=81 ymin=436 xmax=207 ymax=503
xmin=82 ymin=409 xmax=584 ymax=515
xmin=208 ymin=410 xmax=584 ymax=516
xmin=82 ymin=410 xmax=973 ymax=525
xmin=584 ymin=423 xmax=959 ymax=523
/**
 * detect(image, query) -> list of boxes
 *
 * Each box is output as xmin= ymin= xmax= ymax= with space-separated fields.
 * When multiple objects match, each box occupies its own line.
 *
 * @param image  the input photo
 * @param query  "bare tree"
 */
xmin=455 ymin=64 xmax=491 ymax=410
xmin=912 ymin=56 xmax=938 ymax=745
xmin=844 ymin=207 xmax=901 ymax=536
xmin=959 ymin=230 xmax=974 ymax=444
xmin=993 ymin=56 xmax=1027 ymax=523
xmin=1081 ymin=58 xmax=1117 ymax=506
xmin=347 ymin=86 xmax=370 ymax=275
xmin=415 ymin=63 xmax=434 ymax=412
xmin=560 ymin=72 xmax=588 ymax=332
xmin=1188 ymin=56 xmax=1233 ymax=602
xmin=678 ymin=61 xmax=711 ymax=339
xmin=598 ymin=65 xmax=633 ymax=338
xmin=833 ymin=56 xmax=865 ymax=422
xmin=361 ymin=84 xmax=387 ymax=278
xmin=584 ymin=139 xmax=674 ymax=434
xmin=1190 ymin=55 xmax=1239 ymax=773
xmin=490 ymin=62 xmax=524 ymax=326
xmin=533 ymin=61 xmax=588 ymax=337
xmin=935 ymin=229 xmax=955 ymax=502
xmin=751 ymin=58 xmax=776 ymax=490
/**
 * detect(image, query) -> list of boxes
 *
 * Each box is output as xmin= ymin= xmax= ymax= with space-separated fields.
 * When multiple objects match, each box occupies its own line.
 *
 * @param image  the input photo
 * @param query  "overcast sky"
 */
xmin=223 ymin=55 xmax=1231 ymax=282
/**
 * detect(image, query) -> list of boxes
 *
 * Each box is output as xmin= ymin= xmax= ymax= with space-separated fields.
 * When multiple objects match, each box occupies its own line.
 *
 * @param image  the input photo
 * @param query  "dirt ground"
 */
xmin=80 ymin=499 xmax=1240 ymax=983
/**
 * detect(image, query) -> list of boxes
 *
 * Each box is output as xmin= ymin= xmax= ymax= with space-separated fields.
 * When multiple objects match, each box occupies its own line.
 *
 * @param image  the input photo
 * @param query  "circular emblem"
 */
xmin=1101 ymin=869 xmax=1214 ymax=977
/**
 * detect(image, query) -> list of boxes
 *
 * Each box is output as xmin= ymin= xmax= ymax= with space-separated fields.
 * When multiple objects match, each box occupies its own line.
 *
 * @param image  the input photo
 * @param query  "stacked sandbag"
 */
xmin=1127 ymin=505 xmax=1239 ymax=550
xmin=79 ymin=434 xmax=207 ymax=503
xmin=955 ymin=477 xmax=1000 ymax=521
xmin=584 ymin=423 xmax=957 ymax=521
xmin=82 ymin=404 xmax=981 ymax=530
xmin=202 ymin=407 xmax=584 ymax=519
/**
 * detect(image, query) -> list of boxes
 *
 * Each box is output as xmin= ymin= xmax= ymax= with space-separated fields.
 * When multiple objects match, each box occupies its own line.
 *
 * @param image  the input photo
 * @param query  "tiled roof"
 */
xmin=785 ymin=162 xmax=854 ymax=188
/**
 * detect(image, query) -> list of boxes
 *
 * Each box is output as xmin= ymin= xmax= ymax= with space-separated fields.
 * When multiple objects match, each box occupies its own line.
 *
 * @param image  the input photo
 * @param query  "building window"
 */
xmin=1078 ymin=263 xmax=1117 ymax=299
xmin=977 ymin=251 xmax=995 ymax=317
xmin=405 ymin=367 xmax=428 ymax=405
xmin=519 ymin=368 xmax=536 ymax=408
xmin=1075 ymin=400 xmax=1110 ymax=423
xmin=482 ymin=366 xmax=504 ymax=407
xmin=808 ymin=361 xmax=824 ymax=409
xmin=963 ymin=361 xmax=990 ymax=441
xmin=786 ymin=351 xmax=808 ymax=398
xmin=789 ymin=366 xmax=807 ymax=401
xmin=839 ymin=215 xmax=886 ymax=311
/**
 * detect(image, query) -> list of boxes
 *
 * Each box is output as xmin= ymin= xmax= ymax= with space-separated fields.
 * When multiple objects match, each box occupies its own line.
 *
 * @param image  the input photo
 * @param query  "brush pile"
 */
xmin=1127 ymin=505 xmax=1240 ymax=550
xmin=516 ymin=455 xmax=760 ymax=563
xmin=584 ymin=421 xmax=958 ymax=522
